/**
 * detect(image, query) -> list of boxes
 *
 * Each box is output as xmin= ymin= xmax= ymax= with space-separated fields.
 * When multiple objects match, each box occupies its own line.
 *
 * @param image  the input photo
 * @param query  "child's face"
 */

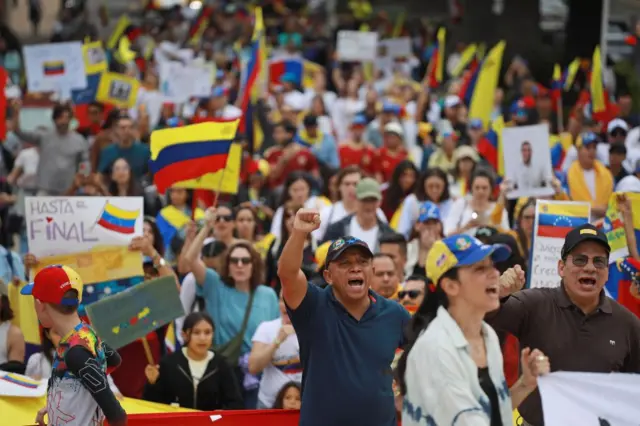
xmin=182 ymin=320 xmax=214 ymax=357
xmin=282 ymin=387 xmax=301 ymax=410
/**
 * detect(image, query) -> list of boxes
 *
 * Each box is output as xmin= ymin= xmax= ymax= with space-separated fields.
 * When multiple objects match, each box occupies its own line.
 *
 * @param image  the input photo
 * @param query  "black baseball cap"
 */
xmin=325 ymin=236 xmax=373 ymax=265
xmin=560 ymin=223 xmax=610 ymax=260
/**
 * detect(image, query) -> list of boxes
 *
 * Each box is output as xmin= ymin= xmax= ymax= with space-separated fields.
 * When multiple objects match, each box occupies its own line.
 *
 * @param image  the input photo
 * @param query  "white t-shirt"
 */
xmin=252 ymin=318 xmax=301 ymax=408
xmin=443 ymin=197 xmax=509 ymax=236
xmin=582 ymin=168 xmax=597 ymax=199
xmin=14 ymin=147 xmax=39 ymax=189
xmin=182 ymin=347 xmax=213 ymax=387
xmin=349 ymin=216 xmax=379 ymax=251
xmin=312 ymin=201 xmax=387 ymax=241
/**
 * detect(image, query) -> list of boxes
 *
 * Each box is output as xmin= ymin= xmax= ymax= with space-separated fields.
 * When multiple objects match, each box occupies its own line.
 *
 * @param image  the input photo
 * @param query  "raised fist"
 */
xmin=292 ymin=209 xmax=321 ymax=234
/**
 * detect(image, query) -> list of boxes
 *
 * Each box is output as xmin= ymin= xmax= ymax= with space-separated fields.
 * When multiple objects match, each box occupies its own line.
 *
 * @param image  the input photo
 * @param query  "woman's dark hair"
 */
xmin=278 ymin=172 xmax=313 ymax=207
xmin=182 ymin=312 xmax=215 ymax=344
xmin=234 ymin=205 xmax=259 ymax=241
xmin=272 ymin=381 xmax=301 ymax=409
xmin=383 ymin=160 xmax=418 ymax=214
xmin=40 ymin=328 xmax=56 ymax=366
xmin=107 ymin=157 xmax=144 ymax=197
xmin=52 ymin=103 xmax=73 ymax=121
xmin=143 ymin=217 xmax=165 ymax=257
xmin=165 ymin=187 xmax=194 ymax=208
xmin=0 ymin=295 xmax=14 ymax=322
xmin=415 ymin=168 xmax=450 ymax=203
xmin=395 ymin=268 xmax=457 ymax=396
xmin=219 ymin=240 xmax=265 ymax=291
xmin=469 ymin=168 xmax=496 ymax=195
xmin=514 ymin=198 xmax=536 ymax=262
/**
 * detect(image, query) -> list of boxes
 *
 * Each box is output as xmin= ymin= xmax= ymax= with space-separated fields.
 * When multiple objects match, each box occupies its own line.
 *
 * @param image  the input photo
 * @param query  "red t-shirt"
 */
xmin=339 ymin=143 xmax=376 ymax=176
xmin=265 ymin=147 xmax=318 ymax=188
xmin=374 ymin=147 xmax=408 ymax=183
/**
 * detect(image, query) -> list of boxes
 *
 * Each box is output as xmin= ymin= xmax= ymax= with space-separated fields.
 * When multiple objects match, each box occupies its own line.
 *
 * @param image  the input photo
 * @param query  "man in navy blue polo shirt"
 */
xmin=278 ymin=208 xmax=410 ymax=426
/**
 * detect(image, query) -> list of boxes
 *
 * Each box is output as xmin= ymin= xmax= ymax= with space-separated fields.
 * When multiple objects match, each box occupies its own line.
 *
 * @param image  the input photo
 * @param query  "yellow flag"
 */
xmin=590 ymin=46 xmax=606 ymax=113
xmin=469 ymin=41 xmax=507 ymax=130
xmin=451 ymin=43 xmax=477 ymax=78
xmin=107 ymin=16 xmax=131 ymax=50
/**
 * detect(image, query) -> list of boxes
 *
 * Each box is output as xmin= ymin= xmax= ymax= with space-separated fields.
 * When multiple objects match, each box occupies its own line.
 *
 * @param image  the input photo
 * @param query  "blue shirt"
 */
xmin=286 ymin=283 xmax=410 ymax=426
xmin=197 ymin=268 xmax=279 ymax=354
xmin=98 ymin=142 xmax=150 ymax=178
xmin=0 ymin=245 xmax=25 ymax=283
xmin=311 ymin=133 xmax=339 ymax=169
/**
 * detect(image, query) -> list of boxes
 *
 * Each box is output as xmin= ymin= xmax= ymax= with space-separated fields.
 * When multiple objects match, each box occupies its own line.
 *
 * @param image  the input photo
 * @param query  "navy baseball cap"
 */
xmin=325 ymin=236 xmax=373 ymax=265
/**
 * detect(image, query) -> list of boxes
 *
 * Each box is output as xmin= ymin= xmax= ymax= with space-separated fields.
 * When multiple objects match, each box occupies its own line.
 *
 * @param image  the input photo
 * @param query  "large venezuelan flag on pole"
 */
xmin=468 ymin=41 xmax=506 ymax=130
xmin=149 ymin=120 xmax=239 ymax=193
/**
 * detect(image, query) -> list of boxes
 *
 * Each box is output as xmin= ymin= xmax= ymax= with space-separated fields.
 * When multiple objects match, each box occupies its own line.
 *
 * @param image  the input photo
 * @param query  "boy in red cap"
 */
xmin=21 ymin=265 xmax=127 ymax=426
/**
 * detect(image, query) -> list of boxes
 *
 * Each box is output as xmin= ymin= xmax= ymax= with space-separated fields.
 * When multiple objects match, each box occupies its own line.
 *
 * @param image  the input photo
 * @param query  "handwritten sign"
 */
xmin=529 ymin=200 xmax=590 ymax=289
xmin=23 ymin=42 xmax=87 ymax=93
xmin=86 ymin=276 xmax=184 ymax=350
xmin=336 ymin=31 xmax=378 ymax=62
xmin=25 ymin=197 xmax=144 ymax=283
xmin=539 ymin=372 xmax=640 ymax=425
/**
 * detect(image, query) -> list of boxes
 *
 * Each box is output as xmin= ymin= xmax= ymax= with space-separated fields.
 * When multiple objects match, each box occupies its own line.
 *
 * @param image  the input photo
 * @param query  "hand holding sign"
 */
xmin=145 ymin=364 xmax=160 ymax=385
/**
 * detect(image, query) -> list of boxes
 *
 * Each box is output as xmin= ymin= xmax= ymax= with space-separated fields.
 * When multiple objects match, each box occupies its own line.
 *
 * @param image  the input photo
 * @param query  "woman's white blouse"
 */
xmin=396 ymin=194 xmax=453 ymax=239
xmin=443 ymin=197 xmax=509 ymax=236
xmin=402 ymin=307 xmax=513 ymax=426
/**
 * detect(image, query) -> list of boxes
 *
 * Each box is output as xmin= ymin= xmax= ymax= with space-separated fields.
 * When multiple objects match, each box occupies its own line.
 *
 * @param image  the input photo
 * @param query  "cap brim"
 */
xmin=20 ymin=282 xmax=35 ymax=295
xmin=357 ymin=192 xmax=381 ymax=201
xmin=329 ymin=244 xmax=373 ymax=264
xmin=457 ymin=243 xmax=511 ymax=267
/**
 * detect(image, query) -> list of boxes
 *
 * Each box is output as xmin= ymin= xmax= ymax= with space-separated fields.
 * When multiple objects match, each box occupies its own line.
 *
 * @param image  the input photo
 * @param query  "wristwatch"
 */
xmin=152 ymin=253 xmax=166 ymax=269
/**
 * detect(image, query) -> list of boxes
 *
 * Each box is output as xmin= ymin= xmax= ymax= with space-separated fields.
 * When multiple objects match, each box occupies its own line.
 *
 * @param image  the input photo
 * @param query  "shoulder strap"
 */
xmin=238 ymin=290 xmax=256 ymax=337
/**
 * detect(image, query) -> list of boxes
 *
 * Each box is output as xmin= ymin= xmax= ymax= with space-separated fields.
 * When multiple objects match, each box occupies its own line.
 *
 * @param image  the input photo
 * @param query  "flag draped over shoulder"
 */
xmin=603 ymin=193 xmax=640 ymax=316
xmin=149 ymin=120 xmax=239 ymax=193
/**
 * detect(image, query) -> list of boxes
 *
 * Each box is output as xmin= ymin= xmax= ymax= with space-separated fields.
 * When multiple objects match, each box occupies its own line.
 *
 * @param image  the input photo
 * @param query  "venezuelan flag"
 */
xmin=428 ymin=27 xmax=446 ymax=88
xmin=469 ymin=41 xmax=506 ymax=130
xmin=149 ymin=120 xmax=239 ymax=193
xmin=156 ymin=205 xmax=205 ymax=248
xmin=477 ymin=116 xmax=504 ymax=175
xmin=590 ymin=46 xmax=606 ymax=114
xmin=238 ymin=7 xmax=265 ymax=135
xmin=551 ymin=64 xmax=562 ymax=106
xmin=459 ymin=59 xmax=480 ymax=105
xmin=187 ymin=5 xmax=215 ymax=46
xmin=535 ymin=201 xmax=590 ymax=239
xmin=549 ymin=134 xmax=572 ymax=171
xmin=269 ymin=58 xmax=304 ymax=87
xmin=451 ymin=43 xmax=477 ymax=78
xmin=43 ymin=61 xmax=65 ymax=76
xmin=97 ymin=202 xmax=140 ymax=234
xmin=0 ymin=373 xmax=40 ymax=389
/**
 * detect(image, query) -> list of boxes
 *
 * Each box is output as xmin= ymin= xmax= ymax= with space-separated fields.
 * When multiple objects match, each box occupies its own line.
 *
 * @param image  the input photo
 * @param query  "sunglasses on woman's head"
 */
xmin=398 ymin=290 xmax=422 ymax=299
xmin=229 ymin=256 xmax=252 ymax=266
xmin=216 ymin=214 xmax=234 ymax=223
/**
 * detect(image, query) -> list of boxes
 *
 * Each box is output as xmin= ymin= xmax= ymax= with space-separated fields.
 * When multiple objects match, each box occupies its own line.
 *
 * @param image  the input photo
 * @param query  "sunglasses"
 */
xmin=216 ymin=215 xmax=234 ymax=223
xmin=229 ymin=256 xmax=252 ymax=266
xmin=398 ymin=290 xmax=423 ymax=299
xmin=568 ymin=254 xmax=608 ymax=270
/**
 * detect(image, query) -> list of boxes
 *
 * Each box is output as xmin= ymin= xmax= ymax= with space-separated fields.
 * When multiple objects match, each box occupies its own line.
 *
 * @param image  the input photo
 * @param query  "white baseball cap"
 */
xmin=607 ymin=118 xmax=629 ymax=134
xmin=384 ymin=121 xmax=404 ymax=137
xmin=444 ymin=95 xmax=461 ymax=109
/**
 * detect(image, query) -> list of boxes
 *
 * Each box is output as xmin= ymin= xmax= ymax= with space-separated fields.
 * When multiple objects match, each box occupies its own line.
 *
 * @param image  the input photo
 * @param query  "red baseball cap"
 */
xmin=21 ymin=265 xmax=84 ymax=306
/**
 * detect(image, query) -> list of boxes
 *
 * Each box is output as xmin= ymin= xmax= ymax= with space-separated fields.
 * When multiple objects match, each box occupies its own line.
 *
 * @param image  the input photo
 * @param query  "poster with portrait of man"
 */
xmin=502 ymin=123 xmax=555 ymax=199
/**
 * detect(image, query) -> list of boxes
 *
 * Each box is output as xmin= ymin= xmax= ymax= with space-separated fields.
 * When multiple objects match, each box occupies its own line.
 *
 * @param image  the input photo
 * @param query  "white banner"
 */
xmin=539 ymin=372 xmax=640 ymax=425
xmin=23 ymin=42 xmax=87 ymax=93
xmin=336 ymin=31 xmax=378 ymax=62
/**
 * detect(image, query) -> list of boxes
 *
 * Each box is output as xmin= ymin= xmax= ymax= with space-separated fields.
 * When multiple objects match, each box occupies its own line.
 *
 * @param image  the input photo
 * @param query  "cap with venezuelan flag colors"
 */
xmin=426 ymin=235 xmax=511 ymax=284
xmin=21 ymin=265 xmax=83 ymax=306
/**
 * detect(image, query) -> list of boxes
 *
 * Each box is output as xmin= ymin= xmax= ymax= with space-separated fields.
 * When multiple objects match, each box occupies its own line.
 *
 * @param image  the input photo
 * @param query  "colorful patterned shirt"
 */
xmin=47 ymin=322 xmax=126 ymax=426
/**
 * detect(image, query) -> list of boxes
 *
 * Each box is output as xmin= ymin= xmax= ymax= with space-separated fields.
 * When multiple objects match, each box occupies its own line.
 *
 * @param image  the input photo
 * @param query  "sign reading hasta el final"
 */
xmin=25 ymin=197 xmax=144 ymax=284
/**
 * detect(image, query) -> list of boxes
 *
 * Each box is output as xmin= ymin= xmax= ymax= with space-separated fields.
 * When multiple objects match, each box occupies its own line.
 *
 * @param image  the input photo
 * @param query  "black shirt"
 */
xmin=478 ymin=367 xmax=503 ymax=426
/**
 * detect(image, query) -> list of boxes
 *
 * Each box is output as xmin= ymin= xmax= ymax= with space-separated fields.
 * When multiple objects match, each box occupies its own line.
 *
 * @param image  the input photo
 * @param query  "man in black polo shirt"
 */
xmin=489 ymin=223 xmax=640 ymax=426
xmin=278 ymin=208 xmax=410 ymax=426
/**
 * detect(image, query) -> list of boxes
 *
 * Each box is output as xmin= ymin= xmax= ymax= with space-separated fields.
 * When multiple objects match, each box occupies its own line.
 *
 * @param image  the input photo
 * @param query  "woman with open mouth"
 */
xmin=396 ymin=234 xmax=550 ymax=426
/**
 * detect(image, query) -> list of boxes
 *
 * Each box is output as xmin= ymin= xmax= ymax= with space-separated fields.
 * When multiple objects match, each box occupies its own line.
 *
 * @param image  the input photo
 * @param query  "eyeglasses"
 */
xmin=216 ymin=215 xmax=234 ymax=223
xmin=229 ymin=256 xmax=252 ymax=266
xmin=398 ymin=290 xmax=423 ymax=299
xmin=568 ymin=254 xmax=608 ymax=270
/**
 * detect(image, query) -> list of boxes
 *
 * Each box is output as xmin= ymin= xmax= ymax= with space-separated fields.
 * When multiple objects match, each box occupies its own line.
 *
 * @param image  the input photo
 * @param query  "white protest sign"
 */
xmin=539 ymin=372 xmax=640 ymax=425
xmin=0 ymin=372 xmax=47 ymax=397
xmin=25 ymin=197 xmax=143 ymax=258
xmin=23 ymin=42 xmax=87 ymax=93
xmin=379 ymin=37 xmax=412 ymax=59
xmin=160 ymin=61 xmax=212 ymax=102
xmin=529 ymin=200 xmax=590 ymax=289
xmin=336 ymin=31 xmax=378 ymax=62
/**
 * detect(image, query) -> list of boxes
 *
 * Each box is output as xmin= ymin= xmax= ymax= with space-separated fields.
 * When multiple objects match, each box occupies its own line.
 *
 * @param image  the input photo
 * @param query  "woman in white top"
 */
xmin=25 ymin=328 xmax=122 ymax=397
xmin=248 ymin=290 xmax=302 ymax=409
xmin=0 ymin=288 xmax=24 ymax=368
xmin=444 ymin=169 xmax=509 ymax=236
xmin=313 ymin=166 xmax=387 ymax=241
xmin=396 ymin=235 xmax=550 ymax=426
xmin=397 ymin=168 xmax=454 ymax=239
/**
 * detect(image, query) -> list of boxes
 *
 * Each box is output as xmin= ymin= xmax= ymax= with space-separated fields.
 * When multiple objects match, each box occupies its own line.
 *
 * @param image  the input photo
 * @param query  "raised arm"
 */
xmin=11 ymin=100 xmax=42 ymax=146
xmin=183 ymin=208 xmax=216 ymax=285
xmin=277 ymin=209 xmax=321 ymax=309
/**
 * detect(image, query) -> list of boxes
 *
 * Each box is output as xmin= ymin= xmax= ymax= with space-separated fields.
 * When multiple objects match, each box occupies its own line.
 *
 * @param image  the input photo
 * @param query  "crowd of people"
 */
xmin=0 ymin=0 xmax=640 ymax=425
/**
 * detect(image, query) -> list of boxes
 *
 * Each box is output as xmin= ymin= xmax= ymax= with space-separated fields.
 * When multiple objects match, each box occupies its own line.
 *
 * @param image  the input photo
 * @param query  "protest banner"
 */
xmin=603 ymin=192 xmax=640 ymax=263
xmin=336 ymin=31 xmax=378 ymax=62
xmin=96 ymin=72 xmax=140 ymax=108
xmin=82 ymin=40 xmax=107 ymax=75
xmin=0 ymin=372 xmax=47 ymax=398
xmin=86 ymin=276 xmax=183 ymax=351
xmin=25 ymin=196 xmax=144 ymax=283
xmin=529 ymin=200 xmax=590 ymax=288
xmin=23 ymin=42 xmax=87 ymax=93
xmin=539 ymin=372 xmax=640 ymax=425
